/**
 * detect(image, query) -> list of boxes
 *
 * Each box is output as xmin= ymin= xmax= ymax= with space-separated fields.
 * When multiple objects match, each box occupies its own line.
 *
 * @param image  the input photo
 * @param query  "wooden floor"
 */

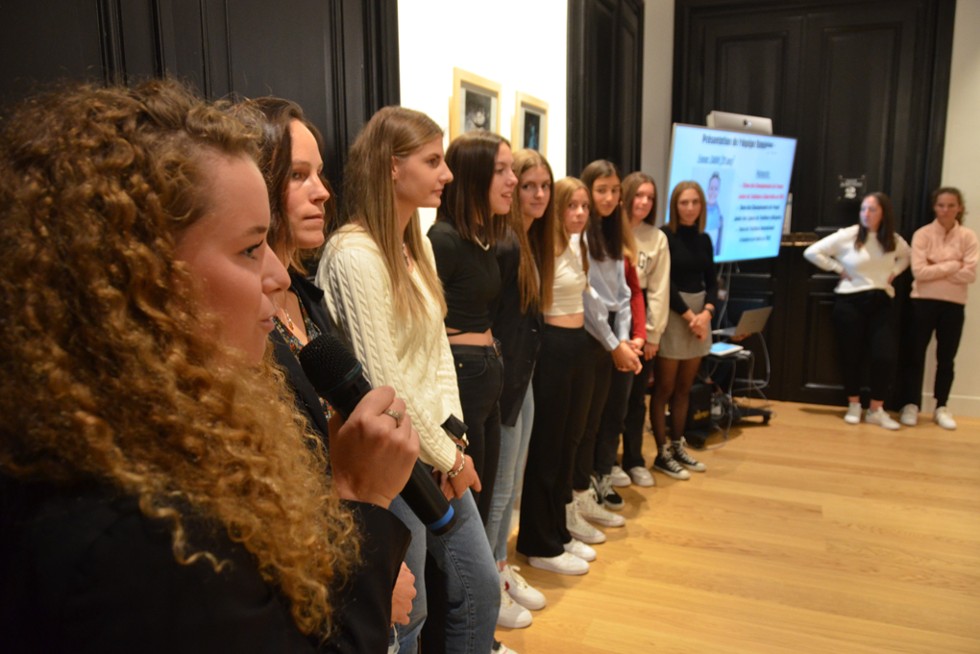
xmin=495 ymin=400 xmax=980 ymax=653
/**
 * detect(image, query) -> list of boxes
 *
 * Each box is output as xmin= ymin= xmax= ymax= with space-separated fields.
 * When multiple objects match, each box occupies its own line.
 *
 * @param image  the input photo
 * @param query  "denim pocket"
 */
xmin=454 ymin=355 xmax=490 ymax=382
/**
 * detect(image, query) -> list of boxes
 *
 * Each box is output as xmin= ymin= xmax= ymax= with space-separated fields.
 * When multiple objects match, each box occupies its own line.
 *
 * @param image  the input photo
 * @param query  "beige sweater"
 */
xmin=632 ymin=222 xmax=671 ymax=345
xmin=317 ymin=225 xmax=462 ymax=472
xmin=910 ymin=219 xmax=978 ymax=305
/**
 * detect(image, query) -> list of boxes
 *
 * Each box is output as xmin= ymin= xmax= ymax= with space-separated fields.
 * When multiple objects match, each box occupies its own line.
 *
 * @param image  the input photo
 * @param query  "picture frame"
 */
xmin=512 ymin=92 xmax=548 ymax=155
xmin=449 ymin=67 xmax=501 ymax=140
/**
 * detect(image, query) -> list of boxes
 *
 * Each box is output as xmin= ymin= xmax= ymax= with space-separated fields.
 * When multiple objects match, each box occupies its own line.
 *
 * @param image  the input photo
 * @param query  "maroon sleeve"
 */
xmin=625 ymin=259 xmax=646 ymax=341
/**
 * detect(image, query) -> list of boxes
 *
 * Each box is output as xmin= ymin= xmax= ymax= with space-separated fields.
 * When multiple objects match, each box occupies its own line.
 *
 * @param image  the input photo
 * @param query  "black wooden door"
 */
xmin=0 ymin=0 xmax=399 ymax=196
xmin=567 ymin=0 xmax=644 ymax=177
xmin=675 ymin=0 xmax=954 ymax=404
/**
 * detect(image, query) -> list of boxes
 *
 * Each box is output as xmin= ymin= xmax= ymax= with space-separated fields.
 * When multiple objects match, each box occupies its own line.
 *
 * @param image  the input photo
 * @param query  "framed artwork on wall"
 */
xmin=450 ymin=67 xmax=501 ymax=139
xmin=512 ymin=92 xmax=548 ymax=155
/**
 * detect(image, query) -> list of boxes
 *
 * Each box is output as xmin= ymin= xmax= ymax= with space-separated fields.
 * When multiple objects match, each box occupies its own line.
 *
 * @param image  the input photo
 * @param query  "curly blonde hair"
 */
xmin=0 ymin=79 xmax=357 ymax=638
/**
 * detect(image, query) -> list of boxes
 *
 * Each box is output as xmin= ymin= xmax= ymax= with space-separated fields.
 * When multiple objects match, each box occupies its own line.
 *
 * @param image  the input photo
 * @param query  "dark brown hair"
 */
xmin=855 ymin=191 xmax=897 ymax=252
xmin=437 ymin=129 xmax=510 ymax=246
xmin=228 ymin=97 xmax=335 ymax=272
xmin=581 ymin=159 xmax=626 ymax=261
xmin=931 ymin=186 xmax=966 ymax=224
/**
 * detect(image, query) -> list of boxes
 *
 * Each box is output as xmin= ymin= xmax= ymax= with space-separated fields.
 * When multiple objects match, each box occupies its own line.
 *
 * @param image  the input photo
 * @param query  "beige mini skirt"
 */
xmin=659 ymin=290 xmax=711 ymax=360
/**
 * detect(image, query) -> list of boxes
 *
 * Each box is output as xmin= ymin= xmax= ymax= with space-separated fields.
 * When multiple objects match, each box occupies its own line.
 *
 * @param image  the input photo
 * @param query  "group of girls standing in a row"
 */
xmin=239 ymin=91 xmax=975 ymax=654
xmin=309 ymin=101 xmax=720 ymax=651
xmin=0 ymin=78 xmax=728 ymax=654
xmin=463 ymin=148 xmax=721 ymax=641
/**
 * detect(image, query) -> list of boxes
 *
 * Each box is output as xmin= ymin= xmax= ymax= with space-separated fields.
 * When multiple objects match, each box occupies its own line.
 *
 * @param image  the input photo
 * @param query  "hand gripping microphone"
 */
xmin=298 ymin=332 xmax=456 ymax=535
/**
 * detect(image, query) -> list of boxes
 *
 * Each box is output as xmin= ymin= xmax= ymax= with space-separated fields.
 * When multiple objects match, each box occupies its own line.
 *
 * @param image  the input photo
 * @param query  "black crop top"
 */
xmin=662 ymin=223 xmax=719 ymax=315
xmin=428 ymin=221 xmax=502 ymax=334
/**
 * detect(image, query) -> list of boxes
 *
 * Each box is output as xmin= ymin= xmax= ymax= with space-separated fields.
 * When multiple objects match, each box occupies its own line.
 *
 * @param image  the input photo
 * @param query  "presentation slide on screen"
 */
xmin=665 ymin=124 xmax=797 ymax=263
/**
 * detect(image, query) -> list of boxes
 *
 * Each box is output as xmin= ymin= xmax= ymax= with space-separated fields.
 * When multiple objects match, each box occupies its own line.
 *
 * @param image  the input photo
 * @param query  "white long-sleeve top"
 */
xmin=910 ymin=219 xmax=978 ymax=305
xmin=632 ymin=222 xmax=670 ymax=345
xmin=317 ymin=224 xmax=463 ymax=473
xmin=803 ymin=224 xmax=910 ymax=297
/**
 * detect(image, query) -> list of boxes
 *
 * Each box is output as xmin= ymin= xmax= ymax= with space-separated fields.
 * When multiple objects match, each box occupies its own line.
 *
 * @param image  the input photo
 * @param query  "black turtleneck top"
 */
xmin=661 ymin=223 xmax=719 ymax=315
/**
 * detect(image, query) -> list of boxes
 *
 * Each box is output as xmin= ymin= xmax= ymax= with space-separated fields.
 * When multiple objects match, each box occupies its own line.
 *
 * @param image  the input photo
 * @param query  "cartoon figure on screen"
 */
xmin=705 ymin=172 xmax=723 ymax=256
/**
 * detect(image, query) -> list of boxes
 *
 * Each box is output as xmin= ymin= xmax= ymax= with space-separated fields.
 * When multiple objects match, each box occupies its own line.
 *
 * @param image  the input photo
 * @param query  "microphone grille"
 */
xmin=298 ymin=332 xmax=361 ymax=396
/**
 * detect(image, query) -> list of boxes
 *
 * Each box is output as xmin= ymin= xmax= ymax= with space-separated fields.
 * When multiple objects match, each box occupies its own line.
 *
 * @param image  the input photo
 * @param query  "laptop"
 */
xmin=712 ymin=306 xmax=772 ymax=338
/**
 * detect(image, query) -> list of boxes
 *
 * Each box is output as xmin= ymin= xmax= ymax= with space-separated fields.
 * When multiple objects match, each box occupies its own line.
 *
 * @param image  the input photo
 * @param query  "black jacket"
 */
xmin=491 ymin=231 xmax=543 ymax=427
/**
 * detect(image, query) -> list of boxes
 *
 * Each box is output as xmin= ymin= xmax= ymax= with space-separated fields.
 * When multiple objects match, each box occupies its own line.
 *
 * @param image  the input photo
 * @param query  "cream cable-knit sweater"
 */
xmin=317 ymin=225 xmax=462 ymax=473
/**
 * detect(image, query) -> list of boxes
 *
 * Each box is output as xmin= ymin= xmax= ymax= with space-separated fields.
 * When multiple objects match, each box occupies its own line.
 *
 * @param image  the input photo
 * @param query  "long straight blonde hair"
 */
xmin=335 ymin=106 xmax=447 ymax=336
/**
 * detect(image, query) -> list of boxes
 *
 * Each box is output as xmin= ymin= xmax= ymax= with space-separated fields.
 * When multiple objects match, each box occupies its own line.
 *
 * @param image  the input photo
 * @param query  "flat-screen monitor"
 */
xmin=665 ymin=123 xmax=797 ymax=264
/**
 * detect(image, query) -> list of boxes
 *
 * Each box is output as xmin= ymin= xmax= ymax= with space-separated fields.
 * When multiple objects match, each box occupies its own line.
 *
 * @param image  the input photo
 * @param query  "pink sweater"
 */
xmin=910 ymin=219 xmax=978 ymax=305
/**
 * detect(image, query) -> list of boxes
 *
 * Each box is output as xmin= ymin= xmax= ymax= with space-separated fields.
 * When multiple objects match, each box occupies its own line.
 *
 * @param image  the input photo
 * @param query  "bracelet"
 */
xmin=447 ymin=454 xmax=466 ymax=480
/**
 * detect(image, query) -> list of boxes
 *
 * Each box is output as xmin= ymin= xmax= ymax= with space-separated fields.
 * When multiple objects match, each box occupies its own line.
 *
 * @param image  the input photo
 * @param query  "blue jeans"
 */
xmin=390 ymin=490 xmax=498 ymax=654
xmin=485 ymin=384 xmax=534 ymax=562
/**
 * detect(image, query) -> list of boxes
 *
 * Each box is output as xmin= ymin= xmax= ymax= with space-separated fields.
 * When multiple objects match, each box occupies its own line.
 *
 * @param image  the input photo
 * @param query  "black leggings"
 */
xmin=903 ymin=298 xmax=965 ymax=407
xmin=831 ymin=290 xmax=897 ymax=400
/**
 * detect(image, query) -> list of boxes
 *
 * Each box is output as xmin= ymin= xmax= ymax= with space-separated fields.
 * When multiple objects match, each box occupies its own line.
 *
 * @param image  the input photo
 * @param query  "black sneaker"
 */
xmin=671 ymin=439 xmax=706 ymax=472
xmin=653 ymin=448 xmax=690 ymax=480
xmin=592 ymin=473 xmax=624 ymax=511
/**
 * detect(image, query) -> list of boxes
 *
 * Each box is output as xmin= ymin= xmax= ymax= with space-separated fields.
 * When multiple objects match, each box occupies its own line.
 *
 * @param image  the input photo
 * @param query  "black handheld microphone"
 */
xmin=298 ymin=332 xmax=456 ymax=535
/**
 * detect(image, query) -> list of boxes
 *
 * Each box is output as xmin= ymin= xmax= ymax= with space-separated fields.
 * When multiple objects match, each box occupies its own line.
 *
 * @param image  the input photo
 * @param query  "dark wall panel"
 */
xmin=675 ymin=0 xmax=954 ymax=405
xmin=0 ymin=0 xmax=399 ymax=195
xmin=567 ymin=0 xmax=644 ymax=176
xmin=0 ymin=1 xmax=105 ymax=106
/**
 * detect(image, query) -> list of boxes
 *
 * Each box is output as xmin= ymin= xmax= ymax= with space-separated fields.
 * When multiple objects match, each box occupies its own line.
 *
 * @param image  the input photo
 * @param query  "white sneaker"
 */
xmin=528 ymin=551 xmax=589 ymax=575
xmin=573 ymin=489 xmax=625 ymax=528
xmin=844 ymin=402 xmax=863 ymax=425
xmin=496 ymin=580 xmax=532 ymax=628
xmin=609 ymin=465 xmax=631 ymax=487
xmin=491 ymin=641 xmax=518 ymax=654
xmin=934 ymin=406 xmax=957 ymax=430
xmin=565 ymin=501 xmax=606 ymax=544
xmin=500 ymin=564 xmax=545 ymax=610
xmin=899 ymin=403 xmax=918 ymax=427
xmin=563 ymin=538 xmax=597 ymax=562
xmin=865 ymin=408 xmax=900 ymax=431
xmin=627 ymin=466 xmax=655 ymax=487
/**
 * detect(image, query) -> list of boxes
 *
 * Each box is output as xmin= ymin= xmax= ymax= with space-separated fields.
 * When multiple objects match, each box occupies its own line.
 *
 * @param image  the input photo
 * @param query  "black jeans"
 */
xmin=831 ymin=290 xmax=897 ymax=400
xmin=517 ymin=325 xmax=598 ymax=557
xmin=450 ymin=343 xmax=504 ymax=524
xmin=903 ymin=298 xmax=965 ymax=407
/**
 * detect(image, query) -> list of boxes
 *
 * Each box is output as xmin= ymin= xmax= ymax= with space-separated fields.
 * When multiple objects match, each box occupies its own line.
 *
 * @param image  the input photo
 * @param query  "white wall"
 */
xmin=929 ymin=0 xmax=980 ymax=417
xmin=640 ymin=0 xmax=675 ymax=224
xmin=398 ymin=0 xmax=568 ymax=228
